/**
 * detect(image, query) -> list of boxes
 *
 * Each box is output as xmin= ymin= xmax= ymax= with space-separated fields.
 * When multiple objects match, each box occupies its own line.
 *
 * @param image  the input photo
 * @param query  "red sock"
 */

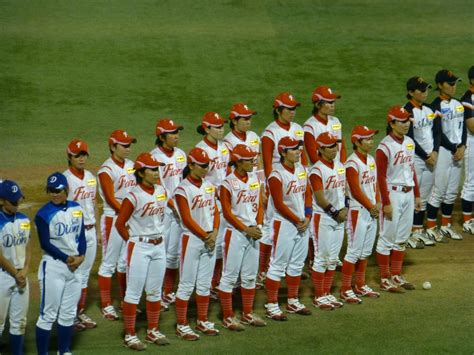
xmin=122 ymin=301 xmax=137 ymax=336
xmin=77 ymin=287 xmax=88 ymax=314
xmin=212 ymin=258 xmax=223 ymax=289
xmin=241 ymin=287 xmax=255 ymax=315
xmin=117 ymin=272 xmax=127 ymax=301
xmin=285 ymin=274 xmax=301 ymax=299
xmin=340 ymin=261 xmax=355 ymax=292
xmin=146 ymin=301 xmax=161 ymax=331
xmin=355 ymin=259 xmax=368 ymax=288
xmin=219 ymin=290 xmax=233 ymax=319
xmin=175 ymin=297 xmax=188 ymax=325
xmin=441 ymin=215 xmax=451 ymax=226
xmin=163 ymin=268 xmax=178 ymax=296
xmin=311 ymin=270 xmax=325 ymax=298
xmin=259 ymin=243 xmax=272 ymax=274
xmin=390 ymin=250 xmax=405 ymax=276
xmin=426 ymin=219 xmax=437 ymax=229
xmin=323 ymin=270 xmax=335 ymax=294
xmin=376 ymin=252 xmax=391 ymax=279
xmin=98 ymin=275 xmax=112 ymax=308
xmin=464 ymin=213 xmax=472 ymax=223
xmin=196 ymin=294 xmax=210 ymax=322
xmin=265 ymin=277 xmax=280 ymax=304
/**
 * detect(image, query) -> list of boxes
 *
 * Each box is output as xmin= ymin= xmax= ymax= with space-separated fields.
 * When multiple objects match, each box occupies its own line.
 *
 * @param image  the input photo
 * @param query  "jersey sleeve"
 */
xmin=304 ymin=130 xmax=319 ymax=165
xmin=35 ymin=212 xmax=69 ymax=262
xmin=115 ymin=198 xmax=134 ymax=241
xmin=98 ymin=172 xmax=121 ymax=213
xmin=375 ymin=148 xmax=390 ymax=206
xmin=261 ymin=135 xmax=275 ymax=178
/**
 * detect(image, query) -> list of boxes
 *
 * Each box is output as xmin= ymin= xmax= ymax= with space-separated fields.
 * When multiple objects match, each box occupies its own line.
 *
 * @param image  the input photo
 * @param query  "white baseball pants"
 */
xmin=311 ymin=213 xmax=344 ymax=273
xmin=98 ymin=215 xmax=127 ymax=277
xmin=344 ymin=207 xmax=377 ymax=264
xmin=0 ymin=271 xmax=29 ymax=335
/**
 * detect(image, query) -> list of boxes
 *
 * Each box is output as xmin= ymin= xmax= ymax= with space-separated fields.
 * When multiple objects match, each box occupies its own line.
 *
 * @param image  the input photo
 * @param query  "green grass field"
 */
xmin=1 ymin=0 xmax=473 ymax=354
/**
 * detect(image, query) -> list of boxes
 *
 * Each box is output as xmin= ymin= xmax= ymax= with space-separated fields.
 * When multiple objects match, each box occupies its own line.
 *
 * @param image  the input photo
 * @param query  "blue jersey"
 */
xmin=0 ymin=210 xmax=31 ymax=269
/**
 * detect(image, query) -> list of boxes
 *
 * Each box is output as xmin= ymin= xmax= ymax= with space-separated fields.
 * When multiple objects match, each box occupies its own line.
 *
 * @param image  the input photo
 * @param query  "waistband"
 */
xmin=390 ymin=185 xmax=413 ymax=193
xmin=132 ymin=236 xmax=163 ymax=245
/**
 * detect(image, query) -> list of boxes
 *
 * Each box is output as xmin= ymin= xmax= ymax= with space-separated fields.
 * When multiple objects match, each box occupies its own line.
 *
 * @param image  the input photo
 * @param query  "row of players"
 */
xmin=0 ymin=67 xmax=473 ymax=354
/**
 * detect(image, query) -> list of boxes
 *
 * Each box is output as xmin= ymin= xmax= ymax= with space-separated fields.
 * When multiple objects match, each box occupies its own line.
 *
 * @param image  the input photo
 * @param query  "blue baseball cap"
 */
xmin=46 ymin=172 xmax=69 ymax=190
xmin=0 ymin=180 xmax=24 ymax=203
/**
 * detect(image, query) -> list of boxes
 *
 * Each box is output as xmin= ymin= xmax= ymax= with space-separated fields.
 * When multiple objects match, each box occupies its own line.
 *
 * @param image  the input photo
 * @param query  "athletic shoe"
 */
xmin=123 ymin=334 xmax=146 ymax=351
xmin=340 ymin=290 xmax=362 ymax=304
xmin=78 ymin=313 xmax=97 ymax=329
xmin=196 ymin=320 xmax=220 ymax=336
xmin=440 ymin=224 xmax=463 ymax=240
xmin=354 ymin=285 xmax=380 ymax=298
xmin=256 ymin=272 xmax=266 ymax=289
xmin=101 ymin=305 xmax=119 ymax=321
xmin=312 ymin=296 xmax=335 ymax=311
xmin=391 ymin=275 xmax=415 ymax=290
xmin=463 ymin=220 xmax=474 ymax=234
xmin=162 ymin=292 xmax=176 ymax=306
xmin=146 ymin=328 xmax=170 ymax=346
xmin=210 ymin=288 xmax=219 ymax=301
xmin=241 ymin=312 xmax=267 ymax=327
xmin=74 ymin=317 xmax=87 ymax=332
xmin=286 ymin=298 xmax=312 ymax=315
xmin=417 ymin=230 xmax=436 ymax=246
xmin=222 ymin=317 xmax=245 ymax=331
xmin=326 ymin=294 xmax=344 ymax=308
xmin=407 ymin=232 xmax=425 ymax=249
xmin=264 ymin=303 xmax=288 ymax=321
xmin=380 ymin=278 xmax=405 ymax=293
xmin=426 ymin=227 xmax=448 ymax=243
xmin=176 ymin=324 xmax=200 ymax=341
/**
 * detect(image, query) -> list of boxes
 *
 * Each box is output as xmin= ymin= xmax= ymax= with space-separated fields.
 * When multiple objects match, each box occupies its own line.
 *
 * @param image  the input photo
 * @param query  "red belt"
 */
xmin=85 ymin=224 xmax=95 ymax=230
xmin=138 ymin=237 xmax=163 ymax=245
xmin=391 ymin=186 xmax=412 ymax=193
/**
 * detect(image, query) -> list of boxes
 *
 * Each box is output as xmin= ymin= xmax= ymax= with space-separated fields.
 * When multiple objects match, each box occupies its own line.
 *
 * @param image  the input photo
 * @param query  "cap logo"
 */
xmin=123 ymin=131 xmax=128 ymax=137
xmin=400 ymin=108 xmax=406 ymax=113
xmin=448 ymin=71 xmax=454 ymax=77
xmin=364 ymin=125 xmax=369 ymax=130
xmin=49 ymin=176 xmax=57 ymax=184
xmin=11 ymin=185 xmax=18 ymax=193
xmin=76 ymin=142 xmax=81 ymax=148
xmin=244 ymin=105 xmax=248 ymax=110
xmin=214 ymin=113 xmax=219 ymax=119
xmin=169 ymin=120 xmax=174 ymax=125
xmin=417 ymin=77 xmax=424 ymax=83
xmin=328 ymin=88 xmax=333 ymax=94
xmin=289 ymin=95 xmax=294 ymax=101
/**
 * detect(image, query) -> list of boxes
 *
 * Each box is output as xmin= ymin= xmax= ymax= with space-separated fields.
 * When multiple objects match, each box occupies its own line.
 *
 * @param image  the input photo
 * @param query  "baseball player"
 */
xmin=264 ymin=137 xmax=312 ymax=320
xmin=461 ymin=66 xmax=474 ymax=234
xmin=97 ymin=130 xmax=137 ymax=320
xmin=404 ymin=77 xmax=439 ymax=248
xmin=63 ymin=139 xmax=98 ymax=331
xmin=258 ymin=92 xmax=306 ymax=288
xmin=218 ymin=144 xmax=266 ymax=331
xmin=375 ymin=106 xmax=421 ymax=293
xmin=116 ymin=153 xmax=169 ymax=350
xmin=309 ymin=132 xmax=347 ymax=311
xmin=0 ymin=180 xmax=31 ymax=355
xmin=339 ymin=126 xmax=380 ymax=304
xmin=150 ymin=118 xmax=186 ymax=310
xmin=425 ymin=70 xmax=466 ymax=242
xmin=173 ymin=148 xmax=220 ymax=340
xmin=35 ymin=172 xmax=86 ymax=355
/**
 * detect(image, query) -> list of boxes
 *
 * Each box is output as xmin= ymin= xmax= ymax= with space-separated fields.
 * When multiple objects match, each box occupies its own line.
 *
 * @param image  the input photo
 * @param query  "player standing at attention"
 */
xmin=375 ymin=106 xmax=421 ymax=293
xmin=339 ymin=126 xmax=380 ymax=304
xmin=150 ymin=119 xmax=186 ymax=310
xmin=63 ymin=140 xmax=98 ymax=331
xmin=174 ymin=148 xmax=220 ymax=340
xmin=0 ymin=181 xmax=31 ymax=355
xmin=219 ymin=144 xmax=266 ymax=330
xmin=460 ymin=66 xmax=474 ymax=234
xmin=116 ymin=153 xmax=169 ymax=350
xmin=309 ymin=133 xmax=347 ymax=311
xmin=425 ymin=70 xmax=466 ymax=241
xmin=97 ymin=130 xmax=137 ymax=320
xmin=404 ymin=77 xmax=439 ymax=248
xmin=264 ymin=137 xmax=312 ymax=320
xmin=35 ymin=173 xmax=86 ymax=355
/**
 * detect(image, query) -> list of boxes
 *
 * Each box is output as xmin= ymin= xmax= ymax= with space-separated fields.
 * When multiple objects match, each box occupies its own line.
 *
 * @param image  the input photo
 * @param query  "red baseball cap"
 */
xmin=187 ymin=147 xmax=211 ymax=165
xmin=109 ymin=130 xmax=137 ymax=146
xmin=134 ymin=153 xmax=164 ymax=170
xmin=229 ymin=103 xmax=257 ymax=119
xmin=67 ymin=139 xmax=89 ymax=155
xmin=231 ymin=144 xmax=258 ymax=161
xmin=273 ymin=92 xmax=301 ymax=109
xmin=278 ymin=136 xmax=303 ymax=154
xmin=351 ymin=125 xmax=379 ymax=144
xmin=316 ymin=132 xmax=341 ymax=148
xmin=311 ymin=86 xmax=341 ymax=103
xmin=387 ymin=106 xmax=412 ymax=123
xmin=155 ymin=118 xmax=183 ymax=136
xmin=202 ymin=112 xmax=227 ymax=128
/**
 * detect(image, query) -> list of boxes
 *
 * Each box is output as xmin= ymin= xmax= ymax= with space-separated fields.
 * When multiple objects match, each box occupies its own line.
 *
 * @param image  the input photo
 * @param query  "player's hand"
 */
xmin=336 ymin=208 xmax=348 ymax=223
xmin=453 ymin=146 xmax=465 ymax=161
xmin=383 ymin=205 xmax=393 ymax=221
xmin=296 ymin=217 xmax=310 ymax=233
xmin=369 ymin=206 xmax=379 ymax=219
xmin=425 ymin=153 xmax=436 ymax=167
xmin=205 ymin=230 xmax=217 ymax=251
xmin=15 ymin=269 xmax=27 ymax=289
xmin=67 ymin=255 xmax=85 ymax=271
xmin=244 ymin=226 xmax=263 ymax=240
xmin=415 ymin=197 xmax=422 ymax=211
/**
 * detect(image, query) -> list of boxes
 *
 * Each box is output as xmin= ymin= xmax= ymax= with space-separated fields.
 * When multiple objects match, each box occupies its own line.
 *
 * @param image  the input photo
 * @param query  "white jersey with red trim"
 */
xmin=345 ymin=153 xmax=377 ymax=208
xmin=150 ymin=146 xmax=187 ymax=198
xmin=261 ymin=121 xmax=304 ymax=164
xmin=310 ymin=160 xmax=346 ymax=213
xmin=174 ymin=178 xmax=217 ymax=234
xmin=377 ymin=135 xmax=416 ymax=186
xmin=268 ymin=162 xmax=308 ymax=221
xmin=303 ymin=115 xmax=343 ymax=161
xmin=63 ymin=169 xmax=96 ymax=225
xmin=221 ymin=171 xmax=261 ymax=228
xmin=97 ymin=158 xmax=136 ymax=216
xmin=124 ymin=184 xmax=167 ymax=238
xmin=196 ymin=140 xmax=230 ymax=187
xmin=223 ymin=131 xmax=260 ymax=154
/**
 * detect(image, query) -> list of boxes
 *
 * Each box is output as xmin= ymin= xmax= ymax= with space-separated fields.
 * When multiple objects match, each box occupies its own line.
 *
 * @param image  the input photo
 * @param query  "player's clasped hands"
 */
xmin=336 ymin=208 xmax=348 ymax=223
xmin=66 ymin=255 xmax=85 ymax=272
xmin=205 ymin=230 xmax=218 ymax=251
xmin=369 ymin=206 xmax=379 ymax=219
xmin=15 ymin=269 xmax=27 ymax=289
xmin=296 ymin=217 xmax=310 ymax=233
xmin=244 ymin=225 xmax=263 ymax=240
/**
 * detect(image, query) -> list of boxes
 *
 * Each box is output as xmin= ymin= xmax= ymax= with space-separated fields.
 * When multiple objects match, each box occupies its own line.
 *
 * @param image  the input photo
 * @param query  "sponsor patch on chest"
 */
xmin=72 ymin=210 xmax=83 ymax=218
xmin=127 ymin=168 xmax=136 ymax=174
xmin=20 ymin=222 xmax=31 ymax=230
xmin=87 ymin=178 xmax=97 ymax=186
xmin=176 ymin=155 xmax=186 ymax=163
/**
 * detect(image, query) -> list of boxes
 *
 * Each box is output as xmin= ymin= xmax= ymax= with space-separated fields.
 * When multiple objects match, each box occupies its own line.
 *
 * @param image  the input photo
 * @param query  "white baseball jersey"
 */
xmin=404 ymin=102 xmax=437 ymax=157
xmin=377 ymin=135 xmax=416 ymax=187
xmin=97 ymin=158 xmax=136 ymax=216
xmin=221 ymin=171 xmax=261 ymax=228
xmin=432 ymin=97 xmax=465 ymax=146
xmin=268 ymin=162 xmax=308 ymax=221
xmin=63 ymin=169 xmax=96 ymax=226
xmin=124 ymin=184 xmax=167 ymax=238
xmin=0 ymin=211 xmax=30 ymax=269
xmin=223 ymin=130 xmax=260 ymax=154
xmin=303 ymin=115 xmax=343 ymax=161
xmin=345 ymin=152 xmax=377 ymax=208
xmin=261 ymin=121 xmax=304 ymax=164
xmin=196 ymin=140 xmax=230 ymax=187
xmin=310 ymin=160 xmax=346 ymax=213
xmin=150 ymin=146 xmax=187 ymax=198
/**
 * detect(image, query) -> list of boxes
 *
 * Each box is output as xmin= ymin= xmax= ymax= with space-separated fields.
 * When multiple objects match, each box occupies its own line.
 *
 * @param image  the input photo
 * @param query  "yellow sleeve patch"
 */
xmin=427 ymin=113 xmax=436 ymax=120
xmin=72 ymin=210 xmax=83 ymax=218
xmin=87 ymin=178 xmax=97 ymax=186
